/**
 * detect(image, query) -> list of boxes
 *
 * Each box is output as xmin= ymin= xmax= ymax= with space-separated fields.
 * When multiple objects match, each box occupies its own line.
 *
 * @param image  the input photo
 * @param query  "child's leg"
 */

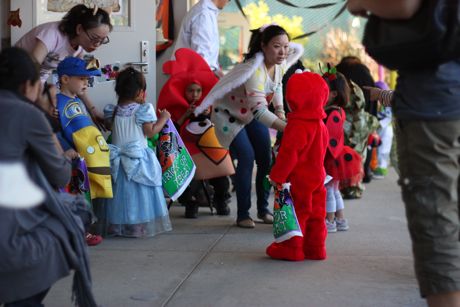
xmin=326 ymin=181 xmax=337 ymax=222
xmin=209 ymin=176 xmax=231 ymax=215
xmin=266 ymin=183 xmax=310 ymax=261
xmin=178 ymin=180 xmax=202 ymax=218
xmin=333 ymin=182 xmax=349 ymax=231
xmin=333 ymin=181 xmax=345 ymax=219
xmin=303 ymin=185 xmax=327 ymax=260
xmin=325 ymin=181 xmax=338 ymax=233
xmin=377 ymin=124 xmax=394 ymax=171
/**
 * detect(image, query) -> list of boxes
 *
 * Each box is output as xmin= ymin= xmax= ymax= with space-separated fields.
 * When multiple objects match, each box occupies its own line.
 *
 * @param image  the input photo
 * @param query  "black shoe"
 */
xmin=185 ymin=202 xmax=199 ymax=218
xmin=223 ymin=192 xmax=232 ymax=204
xmin=214 ymin=203 xmax=230 ymax=216
xmin=363 ymin=172 xmax=373 ymax=183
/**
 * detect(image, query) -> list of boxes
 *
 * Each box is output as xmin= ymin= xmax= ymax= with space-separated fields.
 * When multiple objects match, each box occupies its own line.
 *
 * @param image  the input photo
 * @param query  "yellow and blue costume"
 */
xmin=57 ymin=94 xmax=112 ymax=199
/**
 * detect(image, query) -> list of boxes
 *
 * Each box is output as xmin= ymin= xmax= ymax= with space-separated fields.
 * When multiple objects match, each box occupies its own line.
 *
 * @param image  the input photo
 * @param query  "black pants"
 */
xmin=179 ymin=176 xmax=230 ymax=206
xmin=209 ymin=176 xmax=230 ymax=204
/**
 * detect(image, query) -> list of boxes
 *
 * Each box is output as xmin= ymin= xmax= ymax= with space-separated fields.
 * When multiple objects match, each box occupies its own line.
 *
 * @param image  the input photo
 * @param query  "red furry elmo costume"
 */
xmin=267 ymin=71 xmax=329 ymax=261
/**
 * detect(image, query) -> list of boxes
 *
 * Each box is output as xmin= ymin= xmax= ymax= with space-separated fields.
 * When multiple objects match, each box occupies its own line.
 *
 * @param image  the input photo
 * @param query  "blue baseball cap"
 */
xmin=57 ymin=57 xmax=101 ymax=77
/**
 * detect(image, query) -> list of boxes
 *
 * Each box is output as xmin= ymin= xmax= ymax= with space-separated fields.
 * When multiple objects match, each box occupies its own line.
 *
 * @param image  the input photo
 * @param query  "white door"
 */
xmin=10 ymin=0 xmax=157 ymax=109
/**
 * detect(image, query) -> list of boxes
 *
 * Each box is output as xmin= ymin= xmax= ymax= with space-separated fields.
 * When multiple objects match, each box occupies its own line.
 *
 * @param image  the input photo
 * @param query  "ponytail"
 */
xmin=244 ymin=25 xmax=289 ymax=61
xmin=59 ymin=4 xmax=113 ymax=39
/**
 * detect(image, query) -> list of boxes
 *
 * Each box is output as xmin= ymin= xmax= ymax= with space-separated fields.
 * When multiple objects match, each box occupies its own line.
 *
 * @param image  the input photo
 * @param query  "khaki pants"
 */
xmin=397 ymin=119 xmax=460 ymax=297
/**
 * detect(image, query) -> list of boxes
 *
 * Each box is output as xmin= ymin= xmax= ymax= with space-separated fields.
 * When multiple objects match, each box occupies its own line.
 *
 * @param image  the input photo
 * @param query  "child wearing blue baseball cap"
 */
xmin=57 ymin=57 xmax=101 ymax=120
xmin=56 ymin=56 xmax=111 ymax=246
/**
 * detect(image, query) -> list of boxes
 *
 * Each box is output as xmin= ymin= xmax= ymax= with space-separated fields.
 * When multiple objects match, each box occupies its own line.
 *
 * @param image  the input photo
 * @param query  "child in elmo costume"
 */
xmin=267 ymin=71 xmax=329 ymax=261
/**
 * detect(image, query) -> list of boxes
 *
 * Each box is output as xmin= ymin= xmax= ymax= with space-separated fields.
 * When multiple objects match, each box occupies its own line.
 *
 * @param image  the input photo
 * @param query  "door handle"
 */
xmin=126 ymin=62 xmax=149 ymax=74
xmin=127 ymin=41 xmax=150 ymax=73
xmin=126 ymin=62 xmax=148 ymax=66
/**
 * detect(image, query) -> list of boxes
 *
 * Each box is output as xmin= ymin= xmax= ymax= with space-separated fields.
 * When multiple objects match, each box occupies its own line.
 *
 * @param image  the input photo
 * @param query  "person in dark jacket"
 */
xmin=348 ymin=1 xmax=460 ymax=306
xmin=0 ymin=47 xmax=97 ymax=307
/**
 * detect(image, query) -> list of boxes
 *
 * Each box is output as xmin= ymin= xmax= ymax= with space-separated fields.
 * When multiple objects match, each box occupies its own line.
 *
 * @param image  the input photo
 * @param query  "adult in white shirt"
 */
xmin=173 ymin=0 xmax=230 ymax=77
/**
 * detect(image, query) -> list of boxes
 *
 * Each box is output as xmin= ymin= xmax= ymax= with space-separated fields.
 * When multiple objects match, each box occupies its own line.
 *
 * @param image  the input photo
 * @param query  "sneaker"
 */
xmin=86 ymin=233 xmax=103 ymax=246
xmin=325 ymin=219 xmax=337 ymax=233
xmin=257 ymin=213 xmax=274 ymax=224
xmin=237 ymin=218 xmax=255 ymax=228
xmin=373 ymin=167 xmax=387 ymax=179
xmin=336 ymin=218 xmax=349 ymax=231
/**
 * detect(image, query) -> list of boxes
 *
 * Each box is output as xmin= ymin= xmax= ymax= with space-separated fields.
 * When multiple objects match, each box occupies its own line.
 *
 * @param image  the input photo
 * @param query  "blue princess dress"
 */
xmin=106 ymin=102 xmax=172 ymax=237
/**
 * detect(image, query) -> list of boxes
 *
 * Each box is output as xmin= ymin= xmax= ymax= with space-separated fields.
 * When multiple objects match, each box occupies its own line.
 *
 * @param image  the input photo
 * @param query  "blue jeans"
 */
xmin=230 ymin=120 xmax=271 ymax=221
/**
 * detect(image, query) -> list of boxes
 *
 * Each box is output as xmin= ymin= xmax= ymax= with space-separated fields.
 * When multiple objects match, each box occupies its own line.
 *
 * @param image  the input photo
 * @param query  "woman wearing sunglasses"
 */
xmin=16 ymin=4 xmax=113 ymax=123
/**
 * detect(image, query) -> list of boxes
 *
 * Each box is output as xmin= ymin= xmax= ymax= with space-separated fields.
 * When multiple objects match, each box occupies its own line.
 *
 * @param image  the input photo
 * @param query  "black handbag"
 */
xmin=362 ymin=0 xmax=460 ymax=70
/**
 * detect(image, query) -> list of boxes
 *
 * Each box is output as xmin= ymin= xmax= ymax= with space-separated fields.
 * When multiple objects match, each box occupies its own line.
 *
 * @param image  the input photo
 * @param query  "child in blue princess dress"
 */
xmin=105 ymin=67 xmax=172 ymax=237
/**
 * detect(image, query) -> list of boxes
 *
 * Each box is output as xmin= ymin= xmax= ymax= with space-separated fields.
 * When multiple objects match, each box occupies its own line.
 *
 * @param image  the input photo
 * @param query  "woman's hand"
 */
xmin=363 ymin=86 xmax=394 ymax=107
xmin=269 ymin=177 xmax=278 ymax=187
xmin=363 ymin=86 xmax=382 ymax=101
xmin=275 ymin=109 xmax=286 ymax=121
xmin=271 ymin=118 xmax=287 ymax=132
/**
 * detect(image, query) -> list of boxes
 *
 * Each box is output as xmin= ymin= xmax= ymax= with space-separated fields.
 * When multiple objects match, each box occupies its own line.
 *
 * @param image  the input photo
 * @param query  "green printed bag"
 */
xmin=273 ymin=183 xmax=303 ymax=242
xmin=157 ymin=119 xmax=195 ymax=201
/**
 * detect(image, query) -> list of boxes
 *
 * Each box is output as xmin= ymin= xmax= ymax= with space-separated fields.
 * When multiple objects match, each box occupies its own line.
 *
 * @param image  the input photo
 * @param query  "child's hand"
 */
xmin=186 ymin=104 xmax=196 ymax=116
xmin=201 ymin=107 xmax=211 ymax=116
xmin=64 ymin=149 xmax=80 ymax=160
xmin=159 ymin=109 xmax=171 ymax=120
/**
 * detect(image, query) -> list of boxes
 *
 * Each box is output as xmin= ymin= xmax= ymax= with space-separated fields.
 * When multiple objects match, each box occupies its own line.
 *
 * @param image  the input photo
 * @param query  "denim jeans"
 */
xmin=230 ymin=120 xmax=271 ymax=221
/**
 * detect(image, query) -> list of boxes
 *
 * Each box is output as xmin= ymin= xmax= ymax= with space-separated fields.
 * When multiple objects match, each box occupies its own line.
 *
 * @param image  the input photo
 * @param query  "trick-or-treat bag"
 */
xmin=157 ymin=119 xmax=196 ymax=201
xmin=273 ymin=183 xmax=303 ymax=242
xmin=60 ymin=157 xmax=92 ymax=205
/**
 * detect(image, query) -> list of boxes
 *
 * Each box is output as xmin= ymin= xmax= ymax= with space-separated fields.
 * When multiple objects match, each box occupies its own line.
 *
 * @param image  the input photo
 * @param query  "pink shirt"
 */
xmin=16 ymin=21 xmax=84 ymax=83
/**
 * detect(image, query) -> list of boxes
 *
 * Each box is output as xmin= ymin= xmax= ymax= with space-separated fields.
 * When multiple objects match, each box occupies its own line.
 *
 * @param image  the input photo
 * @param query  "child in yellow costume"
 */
xmin=57 ymin=57 xmax=112 ymax=199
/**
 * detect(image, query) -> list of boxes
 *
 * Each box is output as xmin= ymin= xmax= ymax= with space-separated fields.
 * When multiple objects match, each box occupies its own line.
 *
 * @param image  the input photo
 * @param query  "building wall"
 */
xmin=155 ymin=0 xmax=188 ymax=100
xmin=0 ymin=1 xmax=11 ymax=49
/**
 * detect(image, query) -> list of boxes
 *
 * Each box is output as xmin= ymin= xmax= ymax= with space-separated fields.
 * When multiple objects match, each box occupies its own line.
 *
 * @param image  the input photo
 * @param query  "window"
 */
xmin=36 ymin=0 xmax=131 ymax=29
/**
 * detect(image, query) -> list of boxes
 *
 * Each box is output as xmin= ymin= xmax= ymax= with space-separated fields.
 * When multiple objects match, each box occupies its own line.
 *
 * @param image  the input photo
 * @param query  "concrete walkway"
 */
xmin=44 ymin=169 xmax=425 ymax=307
